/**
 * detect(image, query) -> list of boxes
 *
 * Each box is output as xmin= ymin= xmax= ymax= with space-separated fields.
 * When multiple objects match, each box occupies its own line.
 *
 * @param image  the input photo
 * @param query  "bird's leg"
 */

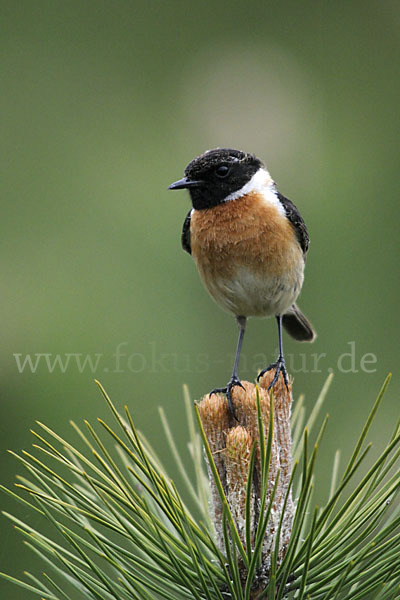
xmin=257 ymin=315 xmax=289 ymax=391
xmin=210 ymin=316 xmax=247 ymax=415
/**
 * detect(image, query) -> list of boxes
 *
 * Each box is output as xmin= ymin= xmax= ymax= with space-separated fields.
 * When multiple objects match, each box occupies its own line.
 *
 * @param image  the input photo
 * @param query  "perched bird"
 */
xmin=169 ymin=148 xmax=315 ymax=414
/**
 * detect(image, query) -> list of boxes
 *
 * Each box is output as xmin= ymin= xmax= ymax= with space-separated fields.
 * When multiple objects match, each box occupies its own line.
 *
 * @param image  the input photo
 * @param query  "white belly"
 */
xmin=203 ymin=264 xmax=304 ymax=318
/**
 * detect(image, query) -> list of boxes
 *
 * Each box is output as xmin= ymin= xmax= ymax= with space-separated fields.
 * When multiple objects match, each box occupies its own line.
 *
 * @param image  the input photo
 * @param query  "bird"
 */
xmin=169 ymin=148 xmax=315 ymax=414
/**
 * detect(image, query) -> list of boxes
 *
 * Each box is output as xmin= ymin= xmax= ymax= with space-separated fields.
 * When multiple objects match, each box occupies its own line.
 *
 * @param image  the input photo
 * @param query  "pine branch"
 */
xmin=1 ymin=373 xmax=399 ymax=599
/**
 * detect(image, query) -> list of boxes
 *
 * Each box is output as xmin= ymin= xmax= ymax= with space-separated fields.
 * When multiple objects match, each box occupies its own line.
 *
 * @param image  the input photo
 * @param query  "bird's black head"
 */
xmin=168 ymin=148 xmax=264 ymax=210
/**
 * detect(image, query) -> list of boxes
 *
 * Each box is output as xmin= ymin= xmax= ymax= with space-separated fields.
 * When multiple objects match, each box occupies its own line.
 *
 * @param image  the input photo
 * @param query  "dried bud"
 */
xmin=198 ymin=371 xmax=294 ymax=587
xmin=225 ymin=426 xmax=253 ymax=548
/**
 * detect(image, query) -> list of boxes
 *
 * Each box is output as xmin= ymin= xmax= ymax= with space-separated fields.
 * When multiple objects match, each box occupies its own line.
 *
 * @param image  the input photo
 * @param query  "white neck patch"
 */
xmin=223 ymin=167 xmax=286 ymax=216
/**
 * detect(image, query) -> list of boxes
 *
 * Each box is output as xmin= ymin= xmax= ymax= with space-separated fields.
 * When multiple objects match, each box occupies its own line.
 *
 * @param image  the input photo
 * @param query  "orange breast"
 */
xmin=190 ymin=191 xmax=301 ymax=282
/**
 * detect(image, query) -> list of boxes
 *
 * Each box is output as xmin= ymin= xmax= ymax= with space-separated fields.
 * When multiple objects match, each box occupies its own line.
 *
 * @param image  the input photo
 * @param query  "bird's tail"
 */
xmin=282 ymin=303 xmax=316 ymax=342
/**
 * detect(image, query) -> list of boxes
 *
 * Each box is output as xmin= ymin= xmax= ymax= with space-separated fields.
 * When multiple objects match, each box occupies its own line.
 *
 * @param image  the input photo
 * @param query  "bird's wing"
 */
xmin=181 ymin=209 xmax=192 ymax=255
xmin=277 ymin=192 xmax=310 ymax=255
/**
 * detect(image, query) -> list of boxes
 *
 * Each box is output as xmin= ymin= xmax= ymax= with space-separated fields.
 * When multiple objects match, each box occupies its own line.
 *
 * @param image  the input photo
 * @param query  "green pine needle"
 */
xmin=1 ymin=373 xmax=399 ymax=599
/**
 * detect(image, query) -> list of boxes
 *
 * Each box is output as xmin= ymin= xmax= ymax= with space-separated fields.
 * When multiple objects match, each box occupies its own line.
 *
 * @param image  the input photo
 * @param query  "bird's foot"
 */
xmin=209 ymin=376 xmax=245 ymax=417
xmin=257 ymin=355 xmax=289 ymax=392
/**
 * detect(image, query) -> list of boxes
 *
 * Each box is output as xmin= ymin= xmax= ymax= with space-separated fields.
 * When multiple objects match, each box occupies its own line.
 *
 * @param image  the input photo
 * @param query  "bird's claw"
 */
xmin=257 ymin=355 xmax=289 ymax=392
xmin=209 ymin=376 xmax=244 ymax=417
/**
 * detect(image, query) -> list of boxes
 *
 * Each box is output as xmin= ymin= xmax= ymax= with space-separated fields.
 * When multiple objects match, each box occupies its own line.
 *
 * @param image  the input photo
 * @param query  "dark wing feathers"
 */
xmin=181 ymin=210 xmax=192 ymax=255
xmin=277 ymin=191 xmax=310 ymax=255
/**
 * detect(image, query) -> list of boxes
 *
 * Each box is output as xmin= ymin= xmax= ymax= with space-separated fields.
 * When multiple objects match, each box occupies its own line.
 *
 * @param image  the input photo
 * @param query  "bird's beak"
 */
xmin=168 ymin=177 xmax=204 ymax=190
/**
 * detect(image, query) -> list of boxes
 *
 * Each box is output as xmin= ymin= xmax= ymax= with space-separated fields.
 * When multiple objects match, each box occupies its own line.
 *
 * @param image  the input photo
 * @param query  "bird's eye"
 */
xmin=215 ymin=165 xmax=230 ymax=178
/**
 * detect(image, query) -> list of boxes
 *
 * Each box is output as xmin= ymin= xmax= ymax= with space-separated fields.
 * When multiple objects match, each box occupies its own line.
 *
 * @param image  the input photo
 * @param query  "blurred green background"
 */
xmin=1 ymin=1 xmax=399 ymax=596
